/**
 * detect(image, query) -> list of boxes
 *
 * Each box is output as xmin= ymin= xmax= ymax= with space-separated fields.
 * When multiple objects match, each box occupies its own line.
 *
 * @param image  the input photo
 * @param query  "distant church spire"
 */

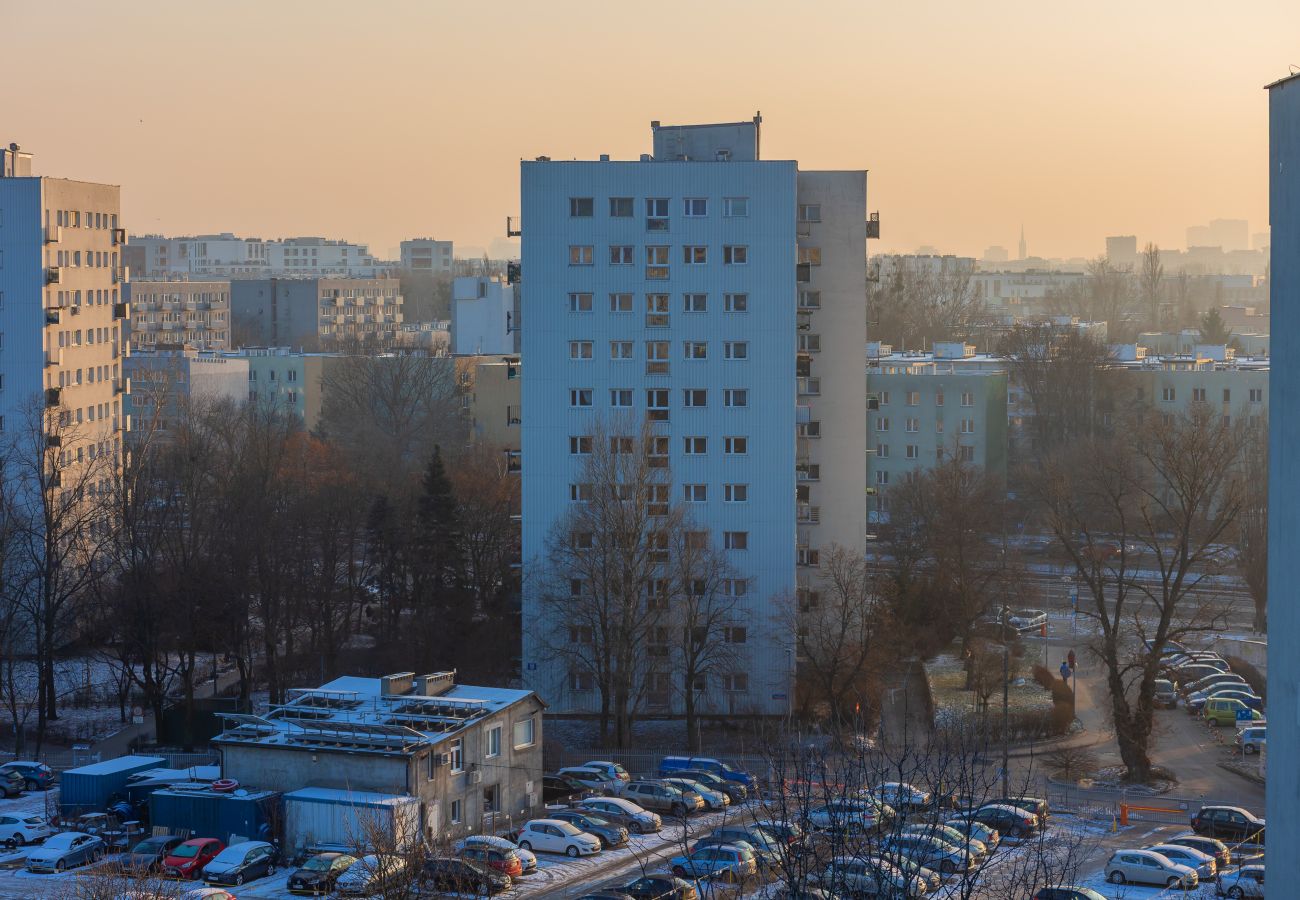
xmin=1018 ymin=225 xmax=1027 ymax=260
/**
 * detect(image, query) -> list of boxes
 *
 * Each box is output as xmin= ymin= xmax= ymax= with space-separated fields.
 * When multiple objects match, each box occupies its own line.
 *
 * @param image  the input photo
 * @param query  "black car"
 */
xmin=577 ymin=894 xmax=637 ymax=900
xmin=550 ymin=810 xmax=630 ymax=848
xmin=1191 ymin=805 xmax=1265 ymax=844
xmin=423 ymin=856 xmax=512 ymax=894
xmin=678 ymin=769 xmax=749 ymax=803
xmin=957 ymin=805 xmax=1037 ymax=838
xmin=544 ymin=773 xmax=595 ymax=804
xmin=287 ymin=851 xmax=358 ymax=895
xmin=607 ymin=873 xmax=701 ymax=900
xmin=995 ymin=795 xmax=1050 ymax=822
xmin=115 ymin=835 xmax=184 ymax=873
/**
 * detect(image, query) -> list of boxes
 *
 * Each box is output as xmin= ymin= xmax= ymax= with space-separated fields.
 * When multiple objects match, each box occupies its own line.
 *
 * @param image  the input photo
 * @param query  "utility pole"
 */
xmin=1001 ymin=605 xmax=1010 ymax=797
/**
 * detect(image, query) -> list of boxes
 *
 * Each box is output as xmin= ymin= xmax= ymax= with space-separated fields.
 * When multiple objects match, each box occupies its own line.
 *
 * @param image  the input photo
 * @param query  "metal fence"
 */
xmin=1044 ymin=780 xmax=1235 ymax=826
xmin=546 ymin=748 xmax=771 ymax=781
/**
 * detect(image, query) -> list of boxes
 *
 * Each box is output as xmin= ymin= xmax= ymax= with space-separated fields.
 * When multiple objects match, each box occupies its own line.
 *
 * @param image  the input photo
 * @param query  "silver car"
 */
xmin=1146 ymin=843 xmax=1216 ymax=879
xmin=1105 ymin=849 xmax=1197 ymax=889
xmin=25 ymin=831 xmax=104 ymax=872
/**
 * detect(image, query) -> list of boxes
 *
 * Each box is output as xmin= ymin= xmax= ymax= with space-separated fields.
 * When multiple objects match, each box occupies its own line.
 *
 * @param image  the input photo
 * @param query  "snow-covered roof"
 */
xmin=285 ymin=787 xmax=418 ymax=808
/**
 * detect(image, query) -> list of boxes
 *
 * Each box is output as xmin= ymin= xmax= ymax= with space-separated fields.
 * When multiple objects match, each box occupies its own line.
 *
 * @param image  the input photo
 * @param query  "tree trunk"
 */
xmin=684 ymin=687 xmax=699 ymax=752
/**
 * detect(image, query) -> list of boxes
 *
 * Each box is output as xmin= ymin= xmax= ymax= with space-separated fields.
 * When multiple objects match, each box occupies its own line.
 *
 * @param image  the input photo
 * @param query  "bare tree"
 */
xmin=1084 ymin=255 xmax=1134 ymax=339
xmin=869 ymin=260 xmax=983 ymax=349
xmin=1000 ymin=323 xmax=1114 ymax=455
xmin=1029 ymin=406 xmax=1245 ymax=781
xmin=1237 ymin=413 xmax=1267 ymax=632
xmin=1139 ymin=242 xmax=1165 ymax=330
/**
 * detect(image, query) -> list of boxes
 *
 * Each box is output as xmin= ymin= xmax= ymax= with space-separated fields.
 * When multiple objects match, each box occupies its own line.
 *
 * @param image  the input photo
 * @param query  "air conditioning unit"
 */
xmin=469 ymin=770 xmax=483 ymax=785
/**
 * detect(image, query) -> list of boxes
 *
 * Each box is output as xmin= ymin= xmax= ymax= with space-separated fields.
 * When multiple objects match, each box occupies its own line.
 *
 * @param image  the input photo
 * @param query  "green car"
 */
xmin=1204 ymin=697 xmax=1263 ymax=727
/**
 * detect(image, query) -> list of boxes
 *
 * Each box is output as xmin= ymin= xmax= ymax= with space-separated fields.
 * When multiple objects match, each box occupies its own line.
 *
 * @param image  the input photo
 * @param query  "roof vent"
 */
xmin=639 ymin=153 xmax=652 ymax=162
xmin=380 ymin=672 xmax=416 ymax=696
xmin=599 ymin=154 xmax=610 ymax=162
xmin=418 ymin=671 xmax=457 ymax=697
xmin=535 ymin=155 xmax=550 ymax=162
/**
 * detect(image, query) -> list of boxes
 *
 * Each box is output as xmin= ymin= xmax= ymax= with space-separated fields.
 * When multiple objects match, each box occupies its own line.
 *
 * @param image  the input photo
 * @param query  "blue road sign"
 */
xmin=1236 ymin=707 xmax=1253 ymax=722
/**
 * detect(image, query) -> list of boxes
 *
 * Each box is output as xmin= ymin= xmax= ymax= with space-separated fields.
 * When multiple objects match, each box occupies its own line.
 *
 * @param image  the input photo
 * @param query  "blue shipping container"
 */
xmin=60 ymin=755 xmax=166 ymax=815
xmin=149 ymin=788 xmax=280 ymax=844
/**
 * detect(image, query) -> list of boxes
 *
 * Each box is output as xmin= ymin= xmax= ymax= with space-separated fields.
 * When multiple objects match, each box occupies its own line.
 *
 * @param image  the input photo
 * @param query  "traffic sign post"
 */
xmin=1236 ymin=707 xmax=1253 ymax=723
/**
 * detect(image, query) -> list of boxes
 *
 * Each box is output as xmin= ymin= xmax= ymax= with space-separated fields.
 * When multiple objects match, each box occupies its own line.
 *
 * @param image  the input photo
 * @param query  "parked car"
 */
xmin=1185 ymin=672 xmax=1248 ymax=696
xmin=202 ymin=840 xmax=277 ymax=886
xmin=944 ymin=817 xmax=1000 ymax=851
xmin=164 ymin=838 xmax=225 ymax=880
xmin=754 ymin=819 xmax=807 ymax=847
xmin=658 ymin=755 xmax=755 ymax=788
xmin=25 ymin=831 xmax=105 ymax=872
xmin=602 ymin=873 xmax=701 ymax=900
xmin=1188 ymin=689 xmax=1263 ymax=714
xmin=1007 ymin=608 xmax=1048 ymax=631
xmin=1192 ymin=806 xmax=1266 ymax=844
xmin=1032 ymin=888 xmax=1107 ymax=900
xmin=422 ymin=856 xmax=511 ymax=895
xmin=336 ymin=854 xmax=410 ymax=896
xmin=517 ymin=818 xmax=602 ymax=857
xmin=457 ymin=836 xmax=523 ymax=877
xmin=0 ymin=761 xmax=55 ymax=792
xmin=1173 ymin=664 xmax=1232 ymax=688
xmin=670 ymin=843 xmax=756 ymax=883
xmin=994 ymin=795 xmax=1050 ymax=822
xmin=549 ymin=810 xmax=629 ymax=848
xmin=1164 ymin=833 xmax=1231 ymax=869
xmin=1145 ymin=843 xmax=1217 ymax=879
xmin=559 ymin=765 xmax=621 ymax=794
xmin=952 ymin=803 xmax=1037 ymax=838
xmin=1154 ymin=679 xmax=1180 ymax=709
xmin=866 ymin=781 xmax=932 ymax=812
xmin=662 ymin=776 xmax=729 ymax=810
xmin=1105 ymin=849 xmax=1198 ymax=889
xmin=821 ymin=855 xmax=927 ymax=897
xmin=1238 ymin=726 xmax=1267 ymax=755
xmin=544 ymin=773 xmax=595 ymax=804
xmin=0 ymin=767 xmax=24 ymax=799
xmin=579 ymin=796 xmax=662 ymax=833
xmin=881 ymin=833 xmax=975 ymax=875
xmin=1205 ymin=697 xmax=1265 ymax=727
xmin=583 ymin=760 xmax=633 ymax=786
xmin=691 ymin=836 xmax=771 ymax=873
xmin=808 ymin=798 xmax=892 ymax=833
xmin=623 ymin=780 xmax=699 ymax=817
xmin=286 ymin=851 xmax=358 ymax=895
xmin=679 ymin=768 xmax=749 ymax=803
xmin=114 ymin=835 xmax=184 ymax=873
xmin=702 ymin=825 xmax=782 ymax=858
xmin=888 ymin=855 xmax=943 ymax=893
xmin=0 ymin=812 xmax=54 ymax=847
xmin=903 ymin=822 xmax=988 ymax=860
xmin=1216 ymin=864 xmax=1265 ymax=898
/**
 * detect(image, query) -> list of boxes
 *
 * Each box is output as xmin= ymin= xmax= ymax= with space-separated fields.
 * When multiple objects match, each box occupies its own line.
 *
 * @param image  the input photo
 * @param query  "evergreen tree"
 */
xmin=1198 ymin=307 xmax=1232 ymax=345
xmin=416 ymin=446 xmax=464 ymax=591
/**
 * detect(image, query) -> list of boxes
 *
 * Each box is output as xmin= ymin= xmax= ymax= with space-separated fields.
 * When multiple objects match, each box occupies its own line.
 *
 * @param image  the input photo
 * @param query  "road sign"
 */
xmin=1236 ymin=707 xmax=1253 ymax=722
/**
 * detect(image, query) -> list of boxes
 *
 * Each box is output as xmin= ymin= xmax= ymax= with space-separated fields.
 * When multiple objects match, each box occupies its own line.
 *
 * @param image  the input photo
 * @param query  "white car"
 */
xmin=516 ymin=819 xmax=602 ymax=857
xmin=866 ymin=781 xmax=931 ymax=811
xmin=558 ymin=765 xmax=620 ymax=794
xmin=662 ymin=777 xmax=730 ymax=810
xmin=1147 ymin=843 xmax=1217 ymax=879
xmin=1106 ymin=849 xmax=1198 ymax=889
xmin=578 ymin=796 xmax=662 ymax=833
xmin=0 ymin=813 xmax=54 ymax=847
xmin=25 ymin=831 xmax=105 ymax=872
xmin=335 ymin=854 xmax=408 ymax=895
xmin=1216 ymin=864 xmax=1265 ymax=898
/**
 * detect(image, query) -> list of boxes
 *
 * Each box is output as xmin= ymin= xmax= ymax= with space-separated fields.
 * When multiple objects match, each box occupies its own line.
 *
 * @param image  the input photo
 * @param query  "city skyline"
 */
xmin=4 ymin=0 xmax=1295 ymax=260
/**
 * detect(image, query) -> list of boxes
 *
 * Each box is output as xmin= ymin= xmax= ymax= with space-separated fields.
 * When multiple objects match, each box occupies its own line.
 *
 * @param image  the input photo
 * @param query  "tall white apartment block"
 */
xmin=0 ymin=144 xmax=128 ymax=473
xmin=519 ymin=118 xmax=867 ymax=717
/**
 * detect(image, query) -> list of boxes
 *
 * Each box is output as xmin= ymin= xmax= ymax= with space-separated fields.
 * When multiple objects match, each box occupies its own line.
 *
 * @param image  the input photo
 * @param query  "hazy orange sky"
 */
xmin=5 ymin=1 xmax=1297 ymax=260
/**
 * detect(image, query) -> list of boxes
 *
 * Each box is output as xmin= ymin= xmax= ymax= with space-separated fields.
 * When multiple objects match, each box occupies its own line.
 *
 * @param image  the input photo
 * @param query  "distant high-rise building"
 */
xmin=1018 ymin=226 xmax=1027 ymax=260
xmin=1186 ymin=219 xmax=1250 ymax=252
xmin=1106 ymin=235 xmax=1138 ymax=266
xmin=125 ymin=280 xmax=231 ymax=350
xmin=1252 ymin=230 xmax=1271 ymax=251
xmin=1265 ymin=69 xmax=1299 ymax=886
xmin=982 ymin=245 xmax=1009 ymax=263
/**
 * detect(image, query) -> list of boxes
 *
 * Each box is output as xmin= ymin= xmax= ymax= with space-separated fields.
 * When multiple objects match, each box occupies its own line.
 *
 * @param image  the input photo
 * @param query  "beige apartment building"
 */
xmin=126 ymin=280 xmax=231 ymax=350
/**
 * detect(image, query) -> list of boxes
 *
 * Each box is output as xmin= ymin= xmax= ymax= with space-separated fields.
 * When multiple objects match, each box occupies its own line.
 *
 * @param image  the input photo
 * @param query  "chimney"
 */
xmin=417 ymin=671 xmax=457 ymax=696
xmin=379 ymin=672 xmax=416 ymax=696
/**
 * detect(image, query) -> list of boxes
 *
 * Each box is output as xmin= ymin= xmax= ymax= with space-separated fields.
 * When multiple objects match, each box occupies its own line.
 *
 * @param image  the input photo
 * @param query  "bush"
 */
xmin=1226 ymin=656 xmax=1265 ymax=699
xmin=1032 ymin=664 xmax=1055 ymax=691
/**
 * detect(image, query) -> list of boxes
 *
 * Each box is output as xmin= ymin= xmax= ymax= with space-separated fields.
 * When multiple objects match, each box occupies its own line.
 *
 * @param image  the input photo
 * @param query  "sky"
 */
xmin=4 ymin=0 xmax=1297 ymax=260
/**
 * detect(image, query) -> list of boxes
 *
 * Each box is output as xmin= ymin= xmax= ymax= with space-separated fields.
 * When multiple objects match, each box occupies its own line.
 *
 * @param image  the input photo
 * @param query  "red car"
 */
xmin=163 ymin=837 xmax=225 ymax=880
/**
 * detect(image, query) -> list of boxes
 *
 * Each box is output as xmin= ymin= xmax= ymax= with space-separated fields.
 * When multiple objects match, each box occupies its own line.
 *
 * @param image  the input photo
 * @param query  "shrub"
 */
xmin=1032 ymin=664 xmax=1055 ymax=691
xmin=1226 ymin=656 xmax=1265 ymax=699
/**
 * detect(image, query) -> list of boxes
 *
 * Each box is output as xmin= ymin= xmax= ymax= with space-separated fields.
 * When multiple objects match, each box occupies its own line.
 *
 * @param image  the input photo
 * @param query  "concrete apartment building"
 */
xmin=866 ymin=342 xmax=1009 ymax=521
xmin=519 ymin=117 xmax=869 ymax=717
xmin=213 ymin=671 xmax=544 ymax=843
xmin=401 ymin=238 xmax=454 ymax=275
xmin=125 ymin=280 xmax=231 ymax=350
xmin=0 ymin=144 xmax=129 ymax=486
xmin=236 ymin=346 xmax=342 ymax=428
xmin=1107 ymin=345 xmax=1268 ymax=425
xmin=970 ymin=269 xmax=1087 ymax=323
xmin=1266 ymin=67 xmax=1299 ymax=885
xmin=460 ymin=354 xmax=521 ymax=452
xmin=127 ymin=234 xmax=394 ymax=280
xmin=453 ymin=276 xmax=514 ymax=355
xmin=230 ymin=277 xmax=404 ymax=349
xmin=125 ymin=348 xmax=249 ymax=434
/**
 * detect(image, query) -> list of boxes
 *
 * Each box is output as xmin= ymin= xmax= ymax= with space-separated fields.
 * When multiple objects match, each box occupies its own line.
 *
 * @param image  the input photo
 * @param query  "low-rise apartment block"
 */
xmin=230 ymin=277 xmax=404 ymax=349
xmin=125 ymin=280 xmax=231 ymax=350
xmin=125 ymin=348 xmax=249 ymax=434
xmin=401 ymin=238 xmax=454 ymax=275
xmin=460 ymin=354 xmax=521 ymax=453
xmin=127 ymin=233 xmax=395 ymax=279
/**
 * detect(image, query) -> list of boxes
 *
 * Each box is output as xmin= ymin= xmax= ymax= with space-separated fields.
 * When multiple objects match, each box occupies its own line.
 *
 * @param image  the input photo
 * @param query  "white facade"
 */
xmin=129 ymin=234 xmax=394 ymax=279
xmin=401 ymin=238 xmax=454 ymax=274
xmin=519 ymin=120 xmax=867 ymax=717
xmin=452 ymin=276 xmax=513 ymax=355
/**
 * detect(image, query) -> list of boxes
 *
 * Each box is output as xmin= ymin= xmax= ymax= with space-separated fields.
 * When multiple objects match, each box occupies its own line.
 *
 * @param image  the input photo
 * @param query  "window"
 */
xmin=647 ymin=435 xmax=670 ymax=467
xmin=906 ymin=417 xmax=918 ymax=433
xmin=570 ymin=197 xmax=594 ymax=217
xmin=798 ymin=247 xmax=822 ymax=266
xmin=798 ymin=203 xmax=822 ymax=222
xmin=724 ymin=626 xmax=748 ymax=644
xmin=646 ymin=292 xmax=670 ymax=326
xmin=683 ymin=197 xmax=708 ymax=217
xmin=936 ymin=418 xmax=944 ymax=433
xmin=1223 ymin=388 xmax=1231 ymax=402
xmin=684 ymin=436 xmax=707 ymax=455
xmin=609 ymin=245 xmax=634 ymax=265
xmin=1161 ymin=387 xmax=1176 ymax=402
xmin=724 ymin=342 xmax=748 ymax=360
xmin=906 ymin=391 xmax=919 ymax=406
xmin=876 ymin=443 xmax=889 ymax=458
xmin=725 ymin=436 xmax=748 ymax=455
xmin=721 ymin=673 xmax=749 ymax=692
xmin=609 ymin=292 xmax=633 ymax=312
xmin=570 ymin=483 xmax=592 ymax=502
xmin=450 ymin=799 xmax=462 ymax=825
xmin=724 ymin=293 xmax=748 ymax=312
xmin=609 ymin=435 xmax=634 ymax=454
xmin=683 ymin=293 xmax=707 ymax=312
xmin=959 ymin=445 xmax=975 ymax=462
xmin=449 ymin=738 xmax=464 ymax=773
xmin=875 ymin=416 xmax=890 ymax=431
xmin=569 ymin=245 xmax=594 ymax=265
xmin=876 ymin=470 xmax=890 ymax=486
xmin=646 ymin=389 xmax=669 ymax=419
xmin=960 ymin=391 xmax=974 ymax=407
xmin=646 ymin=245 xmax=670 ymax=279
xmin=960 ymin=418 xmax=975 ymax=434
xmin=685 ymin=531 xmax=708 ymax=550
xmin=512 ymin=717 xmax=536 ymax=748
xmin=935 ymin=389 xmax=944 ymax=407
xmin=798 ymin=333 xmax=821 ymax=352
xmin=798 ymin=290 xmax=821 ymax=309
xmin=683 ymin=484 xmax=707 ymax=502
xmin=906 ymin=444 xmax=919 ymax=459
xmin=485 ymin=725 xmax=501 ymax=758
xmin=1250 ymin=388 xmax=1263 ymax=402
xmin=570 ymin=388 xmax=593 ymax=407
xmin=569 ymin=671 xmax=595 ymax=692
xmin=646 ymin=197 xmax=669 ymax=231
xmin=723 ymin=578 xmax=748 ymax=597
xmin=610 ymin=340 xmax=633 ymax=359
xmin=683 ymin=245 xmax=707 ymax=265
xmin=569 ymin=340 xmax=593 ymax=360
xmin=723 ymin=197 xmax=749 ymax=217
xmin=724 ymin=531 xmax=748 ymax=551
xmin=879 ymin=391 xmax=891 ymax=405
xmin=610 ymin=388 xmax=633 ymax=407
xmin=683 ymin=341 xmax=707 ymax=359
xmin=724 ymin=389 xmax=748 ymax=407
xmin=723 ymin=245 xmax=748 ymax=265
xmin=609 ymin=197 xmax=634 ymax=217
xmin=569 ymin=436 xmax=592 ymax=455
xmin=1192 ymin=387 xmax=1207 ymax=402
xmin=570 ymin=293 xmax=591 ymax=314
xmin=724 ymin=483 xmax=748 ymax=502
xmin=683 ymin=388 xmax=707 ymax=408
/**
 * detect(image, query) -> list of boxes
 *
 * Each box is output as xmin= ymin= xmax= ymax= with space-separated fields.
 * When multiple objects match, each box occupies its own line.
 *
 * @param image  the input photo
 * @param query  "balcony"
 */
xmin=45 ymin=267 xmax=62 ymax=285
xmin=505 ymin=450 xmax=521 ymax=473
xmin=506 ymin=216 xmax=521 ymax=237
xmin=796 ymin=263 xmax=811 ymax=284
xmin=161 ymin=321 xmax=178 ymax=331
xmin=866 ymin=212 xmax=881 ymax=239
xmin=114 ymin=378 xmax=129 ymax=396
xmin=113 ymin=302 xmax=129 ymax=319
xmin=112 ymin=227 xmax=127 ymax=246
xmin=647 ymin=408 xmax=669 ymax=422
xmin=798 ymin=377 xmax=821 ymax=396
xmin=796 ymin=354 xmax=812 ymax=377
xmin=507 ymin=261 xmax=521 ymax=284
xmin=797 ymin=505 xmax=821 ymax=524
xmin=645 ymin=313 xmax=670 ymax=328
xmin=45 ymin=309 xmax=61 ymax=326
xmin=796 ymin=463 xmax=821 ymax=482
xmin=44 ymin=349 xmax=61 ymax=368
xmin=112 ymin=267 xmax=127 ymax=285
xmin=46 ymin=225 xmax=62 ymax=245
xmin=45 ymin=387 xmax=61 ymax=408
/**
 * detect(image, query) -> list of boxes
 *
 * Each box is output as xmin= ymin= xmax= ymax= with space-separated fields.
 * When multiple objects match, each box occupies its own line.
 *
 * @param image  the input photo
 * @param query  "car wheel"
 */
xmin=1244 ymin=744 xmax=1256 ymax=755
xmin=55 ymin=860 xmax=66 ymax=872
xmin=940 ymin=859 xmax=957 ymax=874
xmin=235 ymin=873 xmax=244 ymax=886
xmin=631 ymin=822 xmax=645 ymax=834
xmin=672 ymin=866 xmax=688 ymax=878
xmin=1010 ymin=825 xmax=1025 ymax=838
xmin=1228 ymin=887 xmax=1245 ymax=898
xmin=24 ymin=780 xmax=39 ymax=793
xmin=10 ymin=833 xmax=24 ymax=847
xmin=1108 ymin=870 xmax=1125 ymax=884
xmin=268 ymin=863 xmax=277 ymax=875
xmin=518 ymin=840 xmax=532 ymax=852
xmin=1166 ymin=876 xmax=1180 ymax=888
xmin=566 ymin=845 xmax=580 ymax=858
xmin=1209 ymin=717 xmax=1220 ymax=726
xmin=672 ymin=804 xmax=686 ymax=817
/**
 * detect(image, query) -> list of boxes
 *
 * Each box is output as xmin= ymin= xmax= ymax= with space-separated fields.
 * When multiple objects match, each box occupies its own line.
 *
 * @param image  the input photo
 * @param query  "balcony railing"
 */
xmin=45 ymin=267 xmax=62 ymax=285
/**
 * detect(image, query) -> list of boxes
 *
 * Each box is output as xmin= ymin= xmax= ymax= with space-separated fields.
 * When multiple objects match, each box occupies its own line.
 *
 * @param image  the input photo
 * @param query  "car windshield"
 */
xmin=45 ymin=834 xmax=77 ymax=849
xmin=132 ymin=837 xmax=169 ymax=853
xmin=303 ymin=855 xmax=335 ymax=872
xmin=171 ymin=844 xmax=202 ymax=858
xmin=554 ymin=821 xmax=582 ymax=835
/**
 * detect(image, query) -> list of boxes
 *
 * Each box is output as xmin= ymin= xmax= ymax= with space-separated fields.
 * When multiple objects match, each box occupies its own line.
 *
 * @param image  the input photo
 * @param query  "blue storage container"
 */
xmin=60 ymin=755 xmax=166 ymax=815
xmin=149 ymin=787 xmax=281 ymax=844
